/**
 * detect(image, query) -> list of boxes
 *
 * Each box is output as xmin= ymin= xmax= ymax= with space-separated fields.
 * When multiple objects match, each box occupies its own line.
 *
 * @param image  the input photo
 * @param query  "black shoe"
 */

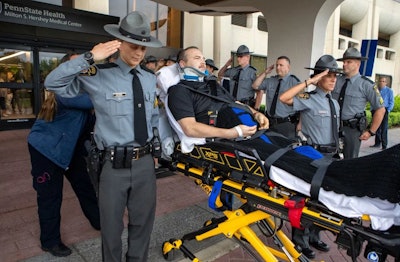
xmin=310 ymin=240 xmax=330 ymax=252
xmin=41 ymin=243 xmax=72 ymax=257
xmin=370 ymin=144 xmax=380 ymax=148
xmin=301 ymin=248 xmax=316 ymax=259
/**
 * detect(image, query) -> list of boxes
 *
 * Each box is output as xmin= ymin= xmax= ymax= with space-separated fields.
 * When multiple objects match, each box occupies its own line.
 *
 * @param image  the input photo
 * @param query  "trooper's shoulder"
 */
xmin=140 ymin=64 xmax=155 ymax=74
xmin=289 ymin=74 xmax=300 ymax=82
xmin=361 ymin=76 xmax=374 ymax=85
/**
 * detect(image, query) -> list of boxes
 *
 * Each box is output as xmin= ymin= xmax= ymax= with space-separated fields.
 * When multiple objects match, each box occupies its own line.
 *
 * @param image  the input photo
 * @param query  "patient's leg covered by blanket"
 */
xmin=216 ymin=106 xmax=400 ymax=203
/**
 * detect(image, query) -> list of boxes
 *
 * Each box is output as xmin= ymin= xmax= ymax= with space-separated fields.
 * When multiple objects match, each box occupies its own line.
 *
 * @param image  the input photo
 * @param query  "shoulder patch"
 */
xmin=140 ymin=65 xmax=155 ymax=74
xmin=296 ymin=92 xmax=311 ymax=99
xmin=361 ymin=76 xmax=374 ymax=84
xmin=80 ymin=65 xmax=97 ymax=76
xmin=290 ymin=74 xmax=300 ymax=82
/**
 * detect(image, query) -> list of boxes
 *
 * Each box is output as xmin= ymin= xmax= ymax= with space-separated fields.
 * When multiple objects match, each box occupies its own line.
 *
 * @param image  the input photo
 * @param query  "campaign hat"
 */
xmin=205 ymin=59 xmax=219 ymax=70
xmin=166 ymin=55 xmax=177 ymax=62
xmin=336 ymin=47 xmax=368 ymax=61
xmin=305 ymin=55 xmax=342 ymax=73
xmin=236 ymin=45 xmax=253 ymax=56
xmin=145 ymin=55 xmax=157 ymax=63
xmin=104 ymin=11 xmax=162 ymax=48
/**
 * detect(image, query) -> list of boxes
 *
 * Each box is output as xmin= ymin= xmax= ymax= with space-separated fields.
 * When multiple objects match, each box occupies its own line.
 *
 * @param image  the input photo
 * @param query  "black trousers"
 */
xmin=28 ymin=144 xmax=100 ymax=248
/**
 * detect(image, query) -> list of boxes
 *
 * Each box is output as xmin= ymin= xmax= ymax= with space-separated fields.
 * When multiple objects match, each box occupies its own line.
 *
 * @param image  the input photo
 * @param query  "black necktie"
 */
xmin=338 ymin=79 xmax=349 ymax=116
xmin=232 ymin=68 xmax=242 ymax=99
xmin=326 ymin=93 xmax=339 ymax=149
xmin=130 ymin=69 xmax=148 ymax=146
xmin=269 ymin=79 xmax=282 ymax=117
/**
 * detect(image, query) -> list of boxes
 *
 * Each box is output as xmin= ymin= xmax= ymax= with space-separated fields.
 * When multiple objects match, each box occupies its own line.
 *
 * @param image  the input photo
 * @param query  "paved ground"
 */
xmin=0 ymin=128 xmax=399 ymax=262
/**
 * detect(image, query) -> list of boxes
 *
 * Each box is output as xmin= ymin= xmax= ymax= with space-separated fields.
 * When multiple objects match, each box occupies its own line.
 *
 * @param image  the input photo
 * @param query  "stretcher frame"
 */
xmin=161 ymin=140 xmax=400 ymax=262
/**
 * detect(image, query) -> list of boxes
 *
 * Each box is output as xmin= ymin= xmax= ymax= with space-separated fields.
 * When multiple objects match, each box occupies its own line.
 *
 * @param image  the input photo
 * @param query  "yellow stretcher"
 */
xmin=161 ymin=140 xmax=400 ymax=262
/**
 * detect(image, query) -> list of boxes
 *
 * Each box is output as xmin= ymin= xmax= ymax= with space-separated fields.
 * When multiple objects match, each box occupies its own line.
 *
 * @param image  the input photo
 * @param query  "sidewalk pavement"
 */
xmin=1 ymin=128 xmax=399 ymax=262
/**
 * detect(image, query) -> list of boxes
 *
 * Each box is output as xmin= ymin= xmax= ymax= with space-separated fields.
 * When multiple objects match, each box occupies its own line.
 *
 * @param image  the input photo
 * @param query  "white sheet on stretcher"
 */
xmin=269 ymin=166 xmax=400 ymax=231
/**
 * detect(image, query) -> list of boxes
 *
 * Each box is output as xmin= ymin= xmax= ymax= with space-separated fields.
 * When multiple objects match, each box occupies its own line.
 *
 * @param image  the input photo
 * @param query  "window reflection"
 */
xmin=0 ymin=48 xmax=33 ymax=118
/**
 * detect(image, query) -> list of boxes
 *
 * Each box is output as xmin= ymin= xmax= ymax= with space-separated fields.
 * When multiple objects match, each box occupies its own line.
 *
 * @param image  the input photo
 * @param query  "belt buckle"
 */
xmin=132 ymin=147 xmax=140 ymax=160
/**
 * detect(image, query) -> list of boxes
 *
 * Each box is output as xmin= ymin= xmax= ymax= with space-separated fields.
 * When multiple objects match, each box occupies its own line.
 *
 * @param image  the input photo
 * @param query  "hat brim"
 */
xmin=336 ymin=56 xmax=368 ymax=61
xmin=236 ymin=52 xmax=253 ymax=56
xmin=104 ymin=24 xmax=163 ymax=48
xmin=305 ymin=66 xmax=343 ymax=73
xmin=207 ymin=64 xmax=219 ymax=70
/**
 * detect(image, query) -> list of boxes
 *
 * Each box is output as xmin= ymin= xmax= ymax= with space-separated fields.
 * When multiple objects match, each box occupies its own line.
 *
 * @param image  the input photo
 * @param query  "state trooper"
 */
xmin=218 ymin=45 xmax=257 ymax=107
xmin=333 ymin=47 xmax=385 ymax=159
xmin=280 ymin=55 xmax=342 ymax=259
xmin=44 ymin=11 xmax=162 ymax=262
xmin=252 ymin=56 xmax=300 ymax=139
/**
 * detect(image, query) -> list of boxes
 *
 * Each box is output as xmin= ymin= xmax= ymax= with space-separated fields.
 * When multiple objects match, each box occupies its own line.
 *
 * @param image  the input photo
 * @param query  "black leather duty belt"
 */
xmin=104 ymin=144 xmax=152 ymax=161
xmin=312 ymin=144 xmax=337 ymax=153
xmin=269 ymin=114 xmax=298 ymax=125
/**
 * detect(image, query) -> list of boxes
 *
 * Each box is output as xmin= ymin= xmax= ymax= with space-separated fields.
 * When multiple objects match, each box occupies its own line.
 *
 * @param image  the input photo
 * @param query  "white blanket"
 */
xmin=269 ymin=165 xmax=400 ymax=230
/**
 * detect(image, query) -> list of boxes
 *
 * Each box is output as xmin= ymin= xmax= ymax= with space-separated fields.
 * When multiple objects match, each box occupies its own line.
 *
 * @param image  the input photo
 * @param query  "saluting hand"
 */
xmin=90 ymin=40 xmax=121 ymax=61
xmin=264 ymin=64 xmax=274 ymax=75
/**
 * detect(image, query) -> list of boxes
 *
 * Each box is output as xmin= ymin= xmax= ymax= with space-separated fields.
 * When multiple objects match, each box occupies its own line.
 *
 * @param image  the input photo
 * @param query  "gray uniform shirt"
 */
xmin=224 ymin=64 xmax=256 ymax=101
xmin=44 ymin=55 xmax=159 ymax=149
xmin=332 ymin=73 xmax=383 ymax=120
xmin=293 ymin=88 xmax=340 ymax=145
xmin=258 ymin=74 xmax=300 ymax=117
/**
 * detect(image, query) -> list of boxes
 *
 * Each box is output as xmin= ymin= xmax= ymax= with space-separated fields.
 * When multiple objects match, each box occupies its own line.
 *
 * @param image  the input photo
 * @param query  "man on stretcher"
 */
xmin=162 ymin=46 xmax=400 ymax=231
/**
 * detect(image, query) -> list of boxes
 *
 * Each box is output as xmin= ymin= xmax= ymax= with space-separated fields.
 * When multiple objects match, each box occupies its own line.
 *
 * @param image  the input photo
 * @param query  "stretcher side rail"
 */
xmin=164 ymin=141 xmax=400 ymax=262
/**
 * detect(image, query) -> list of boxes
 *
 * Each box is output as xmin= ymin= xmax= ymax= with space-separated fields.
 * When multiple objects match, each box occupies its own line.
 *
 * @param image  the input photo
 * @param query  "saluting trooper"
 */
xmin=333 ymin=47 xmax=385 ymax=159
xmin=45 ymin=11 xmax=162 ymax=262
xmin=280 ymin=55 xmax=342 ymax=259
xmin=218 ymin=45 xmax=257 ymax=106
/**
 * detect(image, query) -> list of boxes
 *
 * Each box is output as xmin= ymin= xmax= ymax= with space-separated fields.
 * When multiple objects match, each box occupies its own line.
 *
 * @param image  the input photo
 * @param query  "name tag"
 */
xmin=113 ymin=92 xmax=127 ymax=97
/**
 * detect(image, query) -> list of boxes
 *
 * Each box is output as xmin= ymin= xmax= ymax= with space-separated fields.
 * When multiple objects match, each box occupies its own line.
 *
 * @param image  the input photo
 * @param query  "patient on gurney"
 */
xmin=162 ymin=47 xmax=400 ymax=231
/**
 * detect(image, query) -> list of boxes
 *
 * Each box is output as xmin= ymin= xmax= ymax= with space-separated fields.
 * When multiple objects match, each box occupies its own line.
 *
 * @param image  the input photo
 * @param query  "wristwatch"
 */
xmin=83 ymin=51 xmax=94 ymax=65
xmin=367 ymin=129 xmax=376 ymax=136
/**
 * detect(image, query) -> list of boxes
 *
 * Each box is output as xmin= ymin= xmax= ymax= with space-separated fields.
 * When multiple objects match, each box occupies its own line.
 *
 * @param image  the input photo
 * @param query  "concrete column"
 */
xmin=254 ymin=0 xmax=343 ymax=80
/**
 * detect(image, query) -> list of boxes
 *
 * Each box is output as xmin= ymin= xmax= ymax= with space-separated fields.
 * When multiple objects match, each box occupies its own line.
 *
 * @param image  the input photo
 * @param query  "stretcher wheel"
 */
xmin=162 ymin=240 xmax=176 ymax=261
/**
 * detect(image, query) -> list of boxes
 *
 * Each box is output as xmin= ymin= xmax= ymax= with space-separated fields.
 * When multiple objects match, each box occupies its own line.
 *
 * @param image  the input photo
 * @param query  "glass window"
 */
xmin=0 ymin=48 xmax=33 ymax=118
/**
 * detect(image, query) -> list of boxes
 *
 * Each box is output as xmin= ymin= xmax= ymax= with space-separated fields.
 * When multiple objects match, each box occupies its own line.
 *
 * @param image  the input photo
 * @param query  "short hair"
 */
xmin=179 ymin=46 xmax=199 ymax=62
xmin=277 ymin=56 xmax=291 ymax=64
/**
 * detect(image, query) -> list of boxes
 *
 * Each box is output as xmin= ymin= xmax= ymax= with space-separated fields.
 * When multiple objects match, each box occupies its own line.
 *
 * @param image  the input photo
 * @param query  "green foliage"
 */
xmin=366 ymin=95 xmax=400 ymax=127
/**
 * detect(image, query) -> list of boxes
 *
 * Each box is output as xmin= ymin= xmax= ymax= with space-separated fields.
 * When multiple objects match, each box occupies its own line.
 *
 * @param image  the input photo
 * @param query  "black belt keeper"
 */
xmin=104 ymin=144 xmax=152 ymax=169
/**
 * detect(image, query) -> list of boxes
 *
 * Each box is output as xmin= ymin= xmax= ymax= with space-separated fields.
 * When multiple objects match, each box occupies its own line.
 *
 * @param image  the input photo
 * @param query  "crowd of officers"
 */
xmin=37 ymin=10 xmax=389 ymax=262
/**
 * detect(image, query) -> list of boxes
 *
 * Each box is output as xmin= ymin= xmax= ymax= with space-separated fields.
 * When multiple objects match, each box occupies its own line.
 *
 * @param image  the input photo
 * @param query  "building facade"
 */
xmin=0 ymin=0 xmax=398 ymax=130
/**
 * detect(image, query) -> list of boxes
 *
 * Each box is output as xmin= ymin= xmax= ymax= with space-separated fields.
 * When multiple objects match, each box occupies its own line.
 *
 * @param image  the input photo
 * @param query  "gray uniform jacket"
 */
xmin=44 ymin=55 xmax=159 ymax=150
xmin=258 ymin=74 xmax=300 ymax=117
xmin=224 ymin=64 xmax=256 ymax=101
xmin=333 ymin=73 xmax=383 ymax=121
xmin=293 ymin=88 xmax=340 ymax=145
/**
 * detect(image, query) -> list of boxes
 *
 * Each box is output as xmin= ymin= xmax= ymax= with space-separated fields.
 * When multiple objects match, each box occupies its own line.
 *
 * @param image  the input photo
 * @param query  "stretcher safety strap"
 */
xmin=264 ymin=146 xmax=291 ymax=168
xmin=310 ymin=157 xmax=332 ymax=201
xmin=209 ymin=180 xmax=223 ymax=211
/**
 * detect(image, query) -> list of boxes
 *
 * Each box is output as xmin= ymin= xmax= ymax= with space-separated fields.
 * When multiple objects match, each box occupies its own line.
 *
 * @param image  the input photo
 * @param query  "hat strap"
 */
xmin=119 ymin=28 xmax=151 ymax=42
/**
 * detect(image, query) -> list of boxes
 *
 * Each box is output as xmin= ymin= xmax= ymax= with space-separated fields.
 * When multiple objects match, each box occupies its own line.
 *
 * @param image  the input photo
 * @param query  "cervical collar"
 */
xmin=180 ymin=66 xmax=208 ymax=82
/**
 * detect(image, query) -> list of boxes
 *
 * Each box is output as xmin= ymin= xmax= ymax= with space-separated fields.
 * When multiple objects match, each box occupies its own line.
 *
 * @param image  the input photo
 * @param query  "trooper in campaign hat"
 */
xmin=205 ymin=59 xmax=219 ymax=75
xmin=218 ymin=44 xmax=257 ymax=105
xmin=333 ymin=47 xmax=385 ymax=159
xmin=236 ymin=45 xmax=253 ymax=56
xmin=336 ymin=47 xmax=368 ymax=61
xmin=144 ymin=55 xmax=158 ymax=72
xmin=280 ymin=54 xmax=342 ymax=258
xmin=44 ymin=11 xmax=163 ymax=261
